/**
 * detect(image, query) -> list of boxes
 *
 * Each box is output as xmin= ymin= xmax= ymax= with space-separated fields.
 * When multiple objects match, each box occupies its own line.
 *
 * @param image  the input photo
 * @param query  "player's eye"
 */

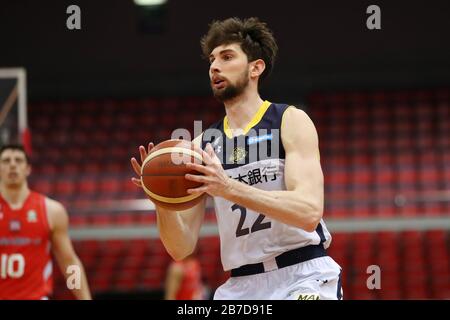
xmin=223 ymin=54 xmax=233 ymax=61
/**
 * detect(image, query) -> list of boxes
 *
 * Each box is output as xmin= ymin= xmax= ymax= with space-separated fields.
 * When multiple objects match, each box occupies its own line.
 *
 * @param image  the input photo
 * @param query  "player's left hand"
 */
xmin=185 ymin=143 xmax=232 ymax=198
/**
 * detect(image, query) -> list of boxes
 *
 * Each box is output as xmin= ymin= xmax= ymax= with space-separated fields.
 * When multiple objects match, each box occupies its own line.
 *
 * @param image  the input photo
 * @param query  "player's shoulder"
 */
xmin=44 ymin=197 xmax=68 ymax=218
xmin=281 ymin=106 xmax=319 ymax=149
xmin=28 ymin=190 xmax=66 ymax=213
xmin=193 ymin=117 xmax=224 ymax=147
xmin=44 ymin=196 xmax=64 ymax=210
xmin=42 ymin=196 xmax=68 ymax=231
xmin=266 ymin=102 xmax=308 ymax=122
xmin=282 ymin=105 xmax=315 ymax=128
xmin=203 ymin=116 xmax=224 ymax=133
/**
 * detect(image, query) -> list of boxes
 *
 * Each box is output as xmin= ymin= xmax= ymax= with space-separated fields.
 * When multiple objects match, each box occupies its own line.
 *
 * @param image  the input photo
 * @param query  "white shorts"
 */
xmin=214 ymin=256 xmax=343 ymax=300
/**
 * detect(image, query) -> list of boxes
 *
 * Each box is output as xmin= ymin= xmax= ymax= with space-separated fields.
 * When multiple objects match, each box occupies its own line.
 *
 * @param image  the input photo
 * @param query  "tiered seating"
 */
xmin=326 ymin=230 xmax=450 ymax=300
xmin=29 ymin=97 xmax=223 ymax=220
xmin=28 ymin=89 xmax=449 ymax=219
xmin=52 ymin=230 xmax=449 ymax=299
xmin=426 ymin=230 xmax=450 ymax=298
xmin=26 ymin=89 xmax=449 ymax=299
xmin=52 ymin=237 xmax=225 ymax=299
xmin=312 ymin=89 xmax=450 ymax=217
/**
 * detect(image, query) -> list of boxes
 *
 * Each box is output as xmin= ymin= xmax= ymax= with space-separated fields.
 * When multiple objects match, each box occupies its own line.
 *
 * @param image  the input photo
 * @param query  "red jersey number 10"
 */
xmin=1 ymin=254 xmax=25 ymax=279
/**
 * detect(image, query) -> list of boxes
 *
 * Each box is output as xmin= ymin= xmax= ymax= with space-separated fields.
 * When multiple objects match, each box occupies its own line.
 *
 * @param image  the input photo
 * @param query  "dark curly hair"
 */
xmin=0 ymin=144 xmax=29 ymax=163
xmin=200 ymin=17 xmax=278 ymax=80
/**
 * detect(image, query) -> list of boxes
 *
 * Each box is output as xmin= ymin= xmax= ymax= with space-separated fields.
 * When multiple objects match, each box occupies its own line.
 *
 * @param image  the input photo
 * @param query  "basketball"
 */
xmin=140 ymin=139 xmax=205 ymax=210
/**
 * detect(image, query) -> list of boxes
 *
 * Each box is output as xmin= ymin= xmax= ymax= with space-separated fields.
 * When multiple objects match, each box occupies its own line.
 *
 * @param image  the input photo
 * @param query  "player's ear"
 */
xmin=250 ymin=59 xmax=266 ymax=78
xmin=26 ymin=164 xmax=32 ymax=177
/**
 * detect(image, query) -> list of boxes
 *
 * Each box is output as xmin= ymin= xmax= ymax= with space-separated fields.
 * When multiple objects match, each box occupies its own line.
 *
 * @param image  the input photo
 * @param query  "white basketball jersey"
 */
xmin=202 ymin=101 xmax=332 ymax=271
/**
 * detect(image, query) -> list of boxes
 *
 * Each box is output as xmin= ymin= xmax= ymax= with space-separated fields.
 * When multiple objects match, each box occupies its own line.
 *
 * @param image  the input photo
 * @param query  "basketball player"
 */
xmin=131 ymin=17 xmax=342 ymax=300
xmin=164 ymin=252 xmax=205 ymax=300
xmin=0 ymin=144 xmax=91 ymax=300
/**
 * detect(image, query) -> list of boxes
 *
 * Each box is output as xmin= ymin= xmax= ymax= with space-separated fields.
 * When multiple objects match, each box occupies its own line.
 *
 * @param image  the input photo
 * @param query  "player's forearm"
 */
xmin=164 ymin=273 xmax=180 ymax=300
xmin=156 ymin=206 xmax=203 ymax=261
xmin=60 ymin=257 xmax=92 ymax=300
xmin=225 ymin=179 xmax=323 ymax=232
xmin=71 ymin=262 xmax=92 ymax=300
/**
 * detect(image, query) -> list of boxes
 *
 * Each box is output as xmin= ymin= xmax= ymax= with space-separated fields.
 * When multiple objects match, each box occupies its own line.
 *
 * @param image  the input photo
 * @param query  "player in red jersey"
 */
xmin=0 ymin=144 xmax=91 ymax=300
xmin=164 ymin=252 xmax=205 ymax=300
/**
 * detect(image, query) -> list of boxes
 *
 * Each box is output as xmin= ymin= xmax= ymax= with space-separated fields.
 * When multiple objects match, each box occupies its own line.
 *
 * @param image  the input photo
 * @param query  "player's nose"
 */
xmin=210 ymin=60 xmax=221 ymax=74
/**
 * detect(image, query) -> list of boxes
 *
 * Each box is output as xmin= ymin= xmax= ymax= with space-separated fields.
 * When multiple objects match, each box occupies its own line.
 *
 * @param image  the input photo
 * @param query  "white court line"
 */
xmin=69 ymin=216 xmax=450 ymax=240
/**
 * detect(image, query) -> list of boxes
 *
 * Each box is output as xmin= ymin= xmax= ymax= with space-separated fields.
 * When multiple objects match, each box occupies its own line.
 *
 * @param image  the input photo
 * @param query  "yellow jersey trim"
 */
xmin=223 ymin=100 xmax=271 ymax=139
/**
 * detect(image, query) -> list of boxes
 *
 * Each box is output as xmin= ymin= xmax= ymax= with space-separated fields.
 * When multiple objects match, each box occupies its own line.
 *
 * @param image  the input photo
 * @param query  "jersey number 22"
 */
xmin=232 ymin=204 xmax=271 ymax=237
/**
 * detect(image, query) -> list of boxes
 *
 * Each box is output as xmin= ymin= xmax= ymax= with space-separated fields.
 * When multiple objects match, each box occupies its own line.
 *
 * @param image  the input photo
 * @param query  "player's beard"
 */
xmin=211 ymin=69 xmax=249 ymax=102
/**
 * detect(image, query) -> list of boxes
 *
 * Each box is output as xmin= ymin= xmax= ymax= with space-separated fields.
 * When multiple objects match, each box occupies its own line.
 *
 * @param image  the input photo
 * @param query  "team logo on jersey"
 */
xmin=248 ymin=133 xmax=273 ymax=145
xmin=228 ymin=147 xmax=247 ymax=163
xmin=9 ymin=219 xmax=21 ymax=232
xmin=27 ymin=210 xmax=38 ymax=223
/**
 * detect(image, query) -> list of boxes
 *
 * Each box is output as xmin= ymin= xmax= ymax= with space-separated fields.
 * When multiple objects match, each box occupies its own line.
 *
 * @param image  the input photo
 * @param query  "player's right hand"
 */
xmin=130 ymin=142 xmax=154 ymax=188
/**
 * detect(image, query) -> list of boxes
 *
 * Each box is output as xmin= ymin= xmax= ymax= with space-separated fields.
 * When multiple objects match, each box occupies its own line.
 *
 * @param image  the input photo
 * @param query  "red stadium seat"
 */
xmin=27 ymin=91 xmax=450 ymax=299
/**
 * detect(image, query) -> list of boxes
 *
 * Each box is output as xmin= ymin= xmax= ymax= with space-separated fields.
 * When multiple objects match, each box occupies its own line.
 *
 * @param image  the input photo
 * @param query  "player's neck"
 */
xmin=223 ymin=90 xmax=264 ymax=133
xmin=0 ymin=184 xmax=30 ymax=208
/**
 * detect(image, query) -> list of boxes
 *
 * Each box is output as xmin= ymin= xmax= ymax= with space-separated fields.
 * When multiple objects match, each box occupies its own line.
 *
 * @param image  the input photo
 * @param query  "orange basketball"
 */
xmin=140 ymin=139 xmax=205 ymax=210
